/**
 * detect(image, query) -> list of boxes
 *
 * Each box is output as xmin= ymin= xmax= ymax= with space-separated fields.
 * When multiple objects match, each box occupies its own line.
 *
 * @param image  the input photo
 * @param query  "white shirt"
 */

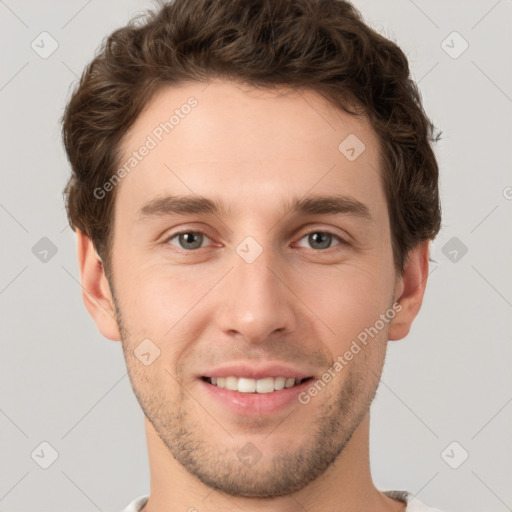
xmin=122 ymin=490 xmax=444 ymax=511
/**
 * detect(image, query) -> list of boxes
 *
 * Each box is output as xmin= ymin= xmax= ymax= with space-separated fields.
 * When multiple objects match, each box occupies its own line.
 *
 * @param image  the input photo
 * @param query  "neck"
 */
xmin=141 ymin=413 xmax=405 ymax=512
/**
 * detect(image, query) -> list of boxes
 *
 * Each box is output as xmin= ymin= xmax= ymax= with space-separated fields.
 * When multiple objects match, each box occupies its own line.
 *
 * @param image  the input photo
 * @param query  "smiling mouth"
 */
xmin=201 ymin=376 xmax=313 ymax=393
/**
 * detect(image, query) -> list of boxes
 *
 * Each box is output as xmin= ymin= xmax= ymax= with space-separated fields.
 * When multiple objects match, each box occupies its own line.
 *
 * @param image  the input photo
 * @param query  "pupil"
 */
xmin=310 ymin=232 xmax=330 ymax=249
xmin=180 ymin=232 xmax=202 ymax=249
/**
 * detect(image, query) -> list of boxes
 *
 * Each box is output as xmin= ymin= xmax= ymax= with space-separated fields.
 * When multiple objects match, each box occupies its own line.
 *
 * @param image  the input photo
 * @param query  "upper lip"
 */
xmin=198 ymin=363 xmax=314 ymax=380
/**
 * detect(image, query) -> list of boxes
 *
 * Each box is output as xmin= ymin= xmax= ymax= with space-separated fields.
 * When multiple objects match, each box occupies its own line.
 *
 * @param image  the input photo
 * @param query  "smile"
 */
xmin=202 ymin=376 xmax=312 ymax=393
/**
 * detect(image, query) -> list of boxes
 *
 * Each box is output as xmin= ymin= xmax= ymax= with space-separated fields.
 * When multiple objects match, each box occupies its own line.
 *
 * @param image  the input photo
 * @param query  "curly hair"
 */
xmin=61 ymin=0 xmax=441 ymax=275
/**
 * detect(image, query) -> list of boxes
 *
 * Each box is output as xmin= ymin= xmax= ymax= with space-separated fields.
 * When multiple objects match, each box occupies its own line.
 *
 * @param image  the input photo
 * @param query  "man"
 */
xmin=61 ymin=0 xmax=443 ymax=510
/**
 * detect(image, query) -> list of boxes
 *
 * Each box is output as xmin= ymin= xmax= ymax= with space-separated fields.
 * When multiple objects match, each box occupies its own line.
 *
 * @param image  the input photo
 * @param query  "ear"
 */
xmin=76 ymin=229 xmax=121 ymax=341
xmin=388 ymin=241 xmax=430 ymax=341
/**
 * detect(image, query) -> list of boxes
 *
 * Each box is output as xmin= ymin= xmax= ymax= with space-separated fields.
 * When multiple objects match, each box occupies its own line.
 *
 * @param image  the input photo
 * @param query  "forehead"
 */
xmin=115 ymin=80 xmax=385 ymax=222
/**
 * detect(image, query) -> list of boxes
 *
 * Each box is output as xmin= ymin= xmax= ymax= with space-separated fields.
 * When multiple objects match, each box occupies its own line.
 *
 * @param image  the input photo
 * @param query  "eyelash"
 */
xmin=163 ymin=229 xmax=347 ymax=252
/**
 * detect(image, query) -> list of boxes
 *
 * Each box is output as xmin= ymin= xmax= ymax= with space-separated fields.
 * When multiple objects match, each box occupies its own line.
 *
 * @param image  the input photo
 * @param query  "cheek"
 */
xmin=296 ymin=260 xmax=393 ymax=344
xmin=117 ymin=247 xmax=394 ymax=356
xmin=119 ymin=265 xmax=215 ymax=347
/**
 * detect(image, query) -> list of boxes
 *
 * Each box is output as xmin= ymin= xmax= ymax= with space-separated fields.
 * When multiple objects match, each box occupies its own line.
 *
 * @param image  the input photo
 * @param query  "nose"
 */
xmin=215 ymin=243 xmax=297 ymax=344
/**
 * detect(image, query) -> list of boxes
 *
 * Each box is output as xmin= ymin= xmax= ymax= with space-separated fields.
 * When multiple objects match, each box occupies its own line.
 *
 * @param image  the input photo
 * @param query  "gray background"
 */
xmin=1 ymin=0 xmax=511 ymax=511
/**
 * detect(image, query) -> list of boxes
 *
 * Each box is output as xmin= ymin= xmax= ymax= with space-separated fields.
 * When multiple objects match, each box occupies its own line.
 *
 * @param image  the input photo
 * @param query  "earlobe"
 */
xmin=388 ymin=241 xmax=430 ymax=341
xmin=76 ymin=229 xmax=121 ymax=341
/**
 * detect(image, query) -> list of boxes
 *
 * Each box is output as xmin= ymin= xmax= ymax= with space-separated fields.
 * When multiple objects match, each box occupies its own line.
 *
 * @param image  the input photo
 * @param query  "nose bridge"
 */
xmin=216 ymin=237 xmax=295 ymax=342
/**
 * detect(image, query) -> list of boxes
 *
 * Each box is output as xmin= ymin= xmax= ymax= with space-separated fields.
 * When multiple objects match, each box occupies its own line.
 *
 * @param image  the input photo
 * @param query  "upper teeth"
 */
xmin=209 ymin=376 xmax=302 ymax=393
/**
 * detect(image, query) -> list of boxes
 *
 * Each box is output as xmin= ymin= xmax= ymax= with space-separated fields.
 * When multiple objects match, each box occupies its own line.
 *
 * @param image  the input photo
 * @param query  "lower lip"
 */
xmin=199 ymin=378 xmax=313 ymax=416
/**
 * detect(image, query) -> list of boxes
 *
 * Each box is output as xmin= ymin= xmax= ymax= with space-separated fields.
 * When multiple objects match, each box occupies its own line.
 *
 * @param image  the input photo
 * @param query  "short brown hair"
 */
xmin=62 ymin=0 xmax=441 ymax=275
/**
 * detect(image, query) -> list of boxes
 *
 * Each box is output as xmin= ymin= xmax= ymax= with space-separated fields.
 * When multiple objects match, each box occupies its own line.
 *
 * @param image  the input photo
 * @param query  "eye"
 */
xmin=296 ymin=231 xmax=344 ymax=250
xmin=165 ymin=230 xmax=212 ymax=251
xmin=163 ymin=229 xmax=346 ymax=252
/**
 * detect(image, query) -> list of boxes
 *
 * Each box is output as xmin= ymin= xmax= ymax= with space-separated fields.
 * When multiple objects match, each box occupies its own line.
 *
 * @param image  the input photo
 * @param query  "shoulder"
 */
xmin=383 ymin=490 xmax=445 ymax=512
xmin=121 ymin=495 xmax=149 ymax=512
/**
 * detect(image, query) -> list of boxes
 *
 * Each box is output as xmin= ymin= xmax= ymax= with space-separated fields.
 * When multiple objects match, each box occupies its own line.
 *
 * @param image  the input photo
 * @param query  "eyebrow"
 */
xmin=137 ymin=193 xmax=372 ymax=221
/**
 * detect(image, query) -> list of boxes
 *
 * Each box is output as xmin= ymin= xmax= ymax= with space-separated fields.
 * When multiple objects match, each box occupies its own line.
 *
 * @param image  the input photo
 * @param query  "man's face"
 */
xmin=108 ymin=80 xmax=401 ymax=497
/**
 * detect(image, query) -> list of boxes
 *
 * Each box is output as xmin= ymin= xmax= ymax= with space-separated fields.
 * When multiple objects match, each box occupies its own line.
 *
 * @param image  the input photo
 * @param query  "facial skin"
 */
xmin=77 ymin=80 xmax=429 ymax=512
